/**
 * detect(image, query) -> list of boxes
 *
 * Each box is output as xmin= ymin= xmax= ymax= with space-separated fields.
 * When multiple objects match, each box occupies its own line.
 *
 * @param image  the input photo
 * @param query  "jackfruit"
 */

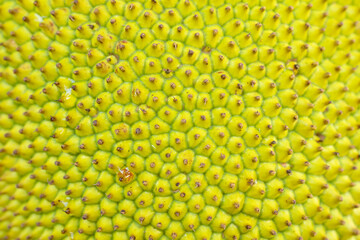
xmin=0 ymin=0 xmax=360 ymax=240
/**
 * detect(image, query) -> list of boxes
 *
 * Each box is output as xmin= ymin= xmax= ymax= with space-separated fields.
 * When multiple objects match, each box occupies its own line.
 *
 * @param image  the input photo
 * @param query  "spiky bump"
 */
xmin=1 ymin=0 xmax=360 ymax=239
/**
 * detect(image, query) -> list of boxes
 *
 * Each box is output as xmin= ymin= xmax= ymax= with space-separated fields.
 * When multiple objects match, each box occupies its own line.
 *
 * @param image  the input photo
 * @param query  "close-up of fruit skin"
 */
xmin=0 ymin=0 xmax=360 ymax=239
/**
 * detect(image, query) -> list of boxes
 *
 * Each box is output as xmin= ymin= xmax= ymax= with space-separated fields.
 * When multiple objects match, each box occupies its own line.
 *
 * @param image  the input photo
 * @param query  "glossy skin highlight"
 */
xmin=0 ymin=0 xmax=360 ymax=239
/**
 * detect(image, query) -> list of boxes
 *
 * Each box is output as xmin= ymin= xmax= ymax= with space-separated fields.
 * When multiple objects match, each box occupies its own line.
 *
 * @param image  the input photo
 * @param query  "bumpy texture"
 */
xmin=0 ymin=0 xmax=360 ymax=239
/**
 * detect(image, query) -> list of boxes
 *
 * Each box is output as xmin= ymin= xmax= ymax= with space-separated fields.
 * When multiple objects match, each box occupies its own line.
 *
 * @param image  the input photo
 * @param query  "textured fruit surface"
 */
xmin=1 ymin=0 xmax=360 ymax=239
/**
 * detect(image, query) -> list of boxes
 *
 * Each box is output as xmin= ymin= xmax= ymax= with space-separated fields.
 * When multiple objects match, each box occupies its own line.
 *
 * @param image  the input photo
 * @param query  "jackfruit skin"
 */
xmin=0 ymin=0 xmax=360 ymax=239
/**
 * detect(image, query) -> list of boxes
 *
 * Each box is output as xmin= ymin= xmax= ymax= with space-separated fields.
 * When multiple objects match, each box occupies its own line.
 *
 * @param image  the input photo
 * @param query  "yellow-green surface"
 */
xmin=1 ymin=0 xmax=360 ymax=239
